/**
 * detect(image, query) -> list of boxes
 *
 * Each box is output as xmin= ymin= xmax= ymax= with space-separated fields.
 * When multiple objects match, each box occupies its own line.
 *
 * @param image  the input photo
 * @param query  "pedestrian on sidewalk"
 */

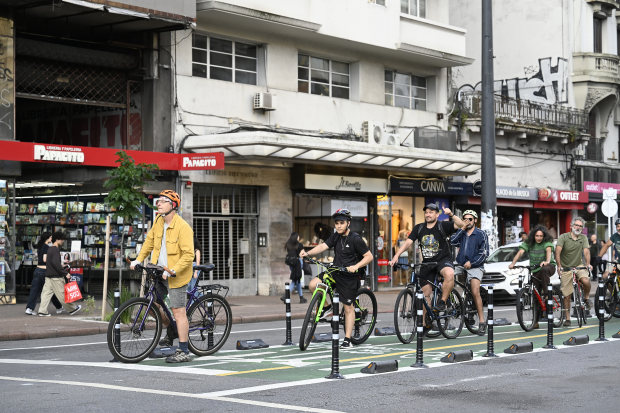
xmin=25 ymin=232 xmax=64 ymax=316
xmin=282 ymin=232 xmax=307 ymax=304
xmin=187 ymin=237 xmax=202 ymax=297
xmin=37 ymin=231 xmax=81 ymax=317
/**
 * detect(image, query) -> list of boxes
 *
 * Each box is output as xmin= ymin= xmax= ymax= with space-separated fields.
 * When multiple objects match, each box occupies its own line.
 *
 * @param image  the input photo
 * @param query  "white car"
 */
xmin=481 ymin=242 xmax=560 ymax=303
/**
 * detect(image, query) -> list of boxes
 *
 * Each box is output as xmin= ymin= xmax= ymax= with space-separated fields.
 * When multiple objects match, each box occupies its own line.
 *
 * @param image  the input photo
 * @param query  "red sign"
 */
xmin=537 ymin=188 xmax=587 ymax=203
xmin=587 ymin=202 xmax=598 ymax=213
xmin=377 ymin=259 xmax=389 ymax=266
xmin=378 ymin=275 xmax=390 ymax=283
xmin=0 ymin=141 xmax=224 ymax=171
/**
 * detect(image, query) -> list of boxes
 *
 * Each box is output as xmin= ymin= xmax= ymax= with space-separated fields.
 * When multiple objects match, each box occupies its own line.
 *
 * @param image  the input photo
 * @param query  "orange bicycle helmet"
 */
xmin=159 ymin=190 xmax=181 ymax=209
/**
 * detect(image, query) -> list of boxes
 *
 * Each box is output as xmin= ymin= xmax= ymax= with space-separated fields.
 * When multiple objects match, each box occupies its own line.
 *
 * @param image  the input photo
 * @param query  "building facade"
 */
xmin=450 ymin=0 xmax=620 ymax=244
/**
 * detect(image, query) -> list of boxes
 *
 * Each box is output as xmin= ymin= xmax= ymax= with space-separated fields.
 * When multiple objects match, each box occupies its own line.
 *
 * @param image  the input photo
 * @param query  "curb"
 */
xmin=0 ymin=310 xmax=395 ymax=342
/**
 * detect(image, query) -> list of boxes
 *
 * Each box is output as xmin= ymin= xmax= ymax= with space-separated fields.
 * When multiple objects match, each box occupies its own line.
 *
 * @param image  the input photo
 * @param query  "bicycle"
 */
xmin=562 ymin=266 xmax=591 ymax=328
xmin=454 ymin=265 xmax=488 ymax=335
xmin=513 ymin=265 xmax=564 ymax=332
xmin=299 ymin=258 xmax=377 ymax=351
xmin=594 ymin=260 xmax=620 ymax=321
xmin=107 ymin=260 xmax=232 ymax=363
xmin=393 ymin=262 xmax=464 ymax=342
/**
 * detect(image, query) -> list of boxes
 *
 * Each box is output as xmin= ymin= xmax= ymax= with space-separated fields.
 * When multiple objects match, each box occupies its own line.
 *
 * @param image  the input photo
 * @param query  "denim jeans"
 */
xmin=26 ymin=268 xmax=62 ymax=311
xmin=187 ymin=263 xmax=202 ymax=298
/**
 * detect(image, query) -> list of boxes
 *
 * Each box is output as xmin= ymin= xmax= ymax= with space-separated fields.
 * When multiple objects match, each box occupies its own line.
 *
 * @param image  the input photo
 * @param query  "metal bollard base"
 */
xmin=410 ymin=361 xmax=428 ymax=368
xmin=594 ymin=337 xmax=609 ymax=342
xmin=482 ymin=352 xmax=498 ymax=358
xmin=325 ymin=372 xmax=345 ymax=379
xmin=282 ymin=340 xmax=295 ymax=346
xmin=542 ymin=344 xmax=557 ymax=349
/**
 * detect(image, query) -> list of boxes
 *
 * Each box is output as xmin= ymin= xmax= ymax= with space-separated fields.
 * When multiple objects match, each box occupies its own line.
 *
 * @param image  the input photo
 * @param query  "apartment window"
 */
xmin=594 ymin=18 xmax=603 ymax=53
xmin=385 ymin=70 xmax=426 ymax=110
xmin=298 ymin=54 xmax=350 ymax=99
xmin=192 ymin=34 xmax=258 ymax=85
xmin=401 ymin=0 xmax=426 ymax=18
xmin=369 ymin=0 xmax=386 ymax=5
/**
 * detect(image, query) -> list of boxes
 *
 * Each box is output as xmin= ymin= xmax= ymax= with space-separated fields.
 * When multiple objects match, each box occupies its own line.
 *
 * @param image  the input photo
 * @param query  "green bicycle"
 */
xmin=299 ymin=258 xmax=377 ymax=351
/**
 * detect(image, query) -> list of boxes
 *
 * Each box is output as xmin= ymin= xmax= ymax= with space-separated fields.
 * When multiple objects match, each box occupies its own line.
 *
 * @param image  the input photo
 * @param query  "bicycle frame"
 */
xmin=403 ymin=264 xmax=455 ymax=323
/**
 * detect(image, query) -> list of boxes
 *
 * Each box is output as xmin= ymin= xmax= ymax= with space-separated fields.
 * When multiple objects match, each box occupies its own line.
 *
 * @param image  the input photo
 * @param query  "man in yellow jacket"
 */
xmin=131 ymin=190 xmax=194 ymax=363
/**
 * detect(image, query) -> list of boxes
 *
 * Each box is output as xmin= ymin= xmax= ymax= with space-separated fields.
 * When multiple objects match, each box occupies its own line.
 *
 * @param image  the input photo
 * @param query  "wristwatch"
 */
xmin=449 ymin=213 xmax=454 ymax=218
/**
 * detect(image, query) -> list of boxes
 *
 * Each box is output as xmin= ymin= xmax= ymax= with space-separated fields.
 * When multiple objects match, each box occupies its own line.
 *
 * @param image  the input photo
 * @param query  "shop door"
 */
xmin=211 ymin=218 xmax=232 ymax=282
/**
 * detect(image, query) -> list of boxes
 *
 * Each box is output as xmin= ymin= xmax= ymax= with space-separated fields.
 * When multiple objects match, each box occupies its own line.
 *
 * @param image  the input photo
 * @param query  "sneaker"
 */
xmin=159 ymin=334 xmax=174 ymax=347
xmin=319 ymin=305 xmax=333 ymax=322
xmin=533 ymin=323 xmax=540 ymax=329
xmin=340 ymin=339 xmax=352 ymax=348
xmin=563 ymin=319 xmax=571 ymax=327
xmin=25 ymin=308 xmax=35 ymax=315
xmin=38 ymin=312 xmax=51 ymax=317
xmin=433 ymin=300 xmax=446 ymax=312
xmin=420 ymin=324 xmax=433 ymax=338
xmin=69 ymin=305 xmax=82 ymax=316
xmin=585 ymin=299 xmax=593 ymax=310
xmin=478 ymin=322 xmax=487 ymax=335
xmin=165 ymin=349 xmax=191 ymax=363
xmin=300 ymin=296 xmax=308 ymax=304
xmin=56 ymin=307 xmax=65 ymax=314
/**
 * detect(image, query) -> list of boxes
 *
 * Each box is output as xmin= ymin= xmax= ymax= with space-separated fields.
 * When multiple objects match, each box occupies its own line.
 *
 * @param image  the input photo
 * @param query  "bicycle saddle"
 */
xmin=195 ymin=263 xmax=215 ymax=272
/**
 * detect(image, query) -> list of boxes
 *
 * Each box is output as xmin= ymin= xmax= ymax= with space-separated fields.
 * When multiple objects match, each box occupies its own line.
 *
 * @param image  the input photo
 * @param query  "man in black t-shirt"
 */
xmin=301 ymin=209 xmax=373 ymax=348
xmin=389 ymin=203 xmax=465 ymax=331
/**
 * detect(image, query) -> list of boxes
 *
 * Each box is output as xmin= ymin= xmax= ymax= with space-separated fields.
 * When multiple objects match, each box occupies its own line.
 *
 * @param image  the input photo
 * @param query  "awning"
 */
xmin=182 ymin=131 xmax=513 ymax=177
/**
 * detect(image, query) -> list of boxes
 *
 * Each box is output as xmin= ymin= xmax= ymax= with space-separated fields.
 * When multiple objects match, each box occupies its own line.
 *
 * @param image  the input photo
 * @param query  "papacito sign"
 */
xmin=34 ymin=144 xmax=85 ymax=163
xmin=182 ymin=156 xmax=218 ymax=168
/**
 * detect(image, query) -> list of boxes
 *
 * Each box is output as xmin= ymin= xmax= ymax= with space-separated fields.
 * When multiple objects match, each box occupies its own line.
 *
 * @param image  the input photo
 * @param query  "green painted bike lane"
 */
xmin=140 ymin=318 xmax=620 ymax=381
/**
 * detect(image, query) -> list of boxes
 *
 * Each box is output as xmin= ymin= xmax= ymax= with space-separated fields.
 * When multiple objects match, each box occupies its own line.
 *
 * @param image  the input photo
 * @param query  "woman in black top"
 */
xmin=25 ymin=232 xmax=63 ymax=315
xmin=37 ymin=232 xmax=81 ymax=316
xmin=281 ymin=232 xmax=307 ymax=303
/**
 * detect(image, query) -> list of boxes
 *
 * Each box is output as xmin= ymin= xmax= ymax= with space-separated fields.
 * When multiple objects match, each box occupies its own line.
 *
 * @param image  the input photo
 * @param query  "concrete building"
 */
xmin=173 ymin=0 xmax=512 ymax=295
xmin=450 ymin=0 xmax=620 ymax=244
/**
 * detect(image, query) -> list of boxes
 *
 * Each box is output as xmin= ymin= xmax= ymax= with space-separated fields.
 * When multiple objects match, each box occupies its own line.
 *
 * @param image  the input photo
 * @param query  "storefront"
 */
xmin=583 ymin=181 xmax=620 ymax=240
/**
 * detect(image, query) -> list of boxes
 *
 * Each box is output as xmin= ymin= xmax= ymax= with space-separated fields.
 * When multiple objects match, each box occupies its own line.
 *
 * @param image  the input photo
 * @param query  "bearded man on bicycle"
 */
xmin=389 ymin=203 xmax=465 ymax=333
xmin=555 ymin=216 xmax=591 ymax=327
xmin=596 ymin=218 xmax=620 ymax=278
xmin=130 ymin=190 xmax=195 ymax=362
xmin=300 ymin=209 xmax=373 ymax=348
xmin=450 ymin=210 xmax=489 ymax=334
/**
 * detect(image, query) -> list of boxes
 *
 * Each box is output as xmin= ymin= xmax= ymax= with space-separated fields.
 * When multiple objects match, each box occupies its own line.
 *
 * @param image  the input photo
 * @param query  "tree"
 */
xmin=103 ymin=151 xmax=159 ymax=288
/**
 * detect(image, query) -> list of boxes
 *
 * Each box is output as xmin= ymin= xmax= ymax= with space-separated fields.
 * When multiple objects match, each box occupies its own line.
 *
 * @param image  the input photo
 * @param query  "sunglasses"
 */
xmin=464 ymin=217 xmax=475 ymax=221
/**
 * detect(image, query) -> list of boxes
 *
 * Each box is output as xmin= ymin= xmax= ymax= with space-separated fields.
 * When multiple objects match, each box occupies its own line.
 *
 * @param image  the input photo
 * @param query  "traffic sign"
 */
xmin=603 ymin=189 xmax=617 ymax=200
xmin=602 ymin=199 xmax=618 ymax=217
xmin=473 ymin=180 xmax=482 ymax=196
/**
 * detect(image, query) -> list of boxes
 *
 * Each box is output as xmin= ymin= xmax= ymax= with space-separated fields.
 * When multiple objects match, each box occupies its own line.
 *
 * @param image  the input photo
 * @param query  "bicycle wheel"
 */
xmin=187 ymin=294 xmax=232 ymax=356
xmin=394 ymin=289 xmax=416 ymax=344
xmin=437 ymin=290 xmax=464 ymax=339
xmin=551 ymin=286 xmax=565 ymax=328
xmin=107 ymin=297 xmax=162 ymax=363
xmin=299 ymin=291 xmax=323 ymax=351
xmin=611 ymin=280 xmax=620 ymax=318
xmin=516 ymin=286 xmax=537 ymax=332
xmin=351 ymin=288 xmax=378 ymax=345
xmin=464 ymin=289 xmax=488 ymax=335
xmin=595 ymin=279 xmax=617 ymax=322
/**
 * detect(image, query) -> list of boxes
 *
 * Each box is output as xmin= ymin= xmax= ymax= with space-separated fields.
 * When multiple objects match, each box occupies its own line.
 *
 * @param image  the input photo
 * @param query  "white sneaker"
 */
xmin=56 ymin=307 xmax=65 ymax=314
xmin=38 ymin=313 xmax=51 ymax=317
xmin=25 ymin=308 xmax=34 ymax=315
xmin=69 ymin=305 xmax=82 ymax=316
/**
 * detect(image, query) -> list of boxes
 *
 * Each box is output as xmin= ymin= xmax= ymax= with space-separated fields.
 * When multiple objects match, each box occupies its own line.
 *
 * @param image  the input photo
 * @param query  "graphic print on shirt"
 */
xmin=421 ymin=234 xmax=440 ymax=259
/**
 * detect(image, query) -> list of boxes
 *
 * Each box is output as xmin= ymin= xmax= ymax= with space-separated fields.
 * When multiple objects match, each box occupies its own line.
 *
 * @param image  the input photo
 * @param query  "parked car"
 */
xmin=479 ymin=242 xmax=560 ymax=303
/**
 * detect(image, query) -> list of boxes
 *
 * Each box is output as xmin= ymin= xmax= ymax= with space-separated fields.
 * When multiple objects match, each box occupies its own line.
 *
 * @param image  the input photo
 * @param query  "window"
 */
xmin=401 ymin=0 xmax=426 ymax=18
xmin=298 ymin=54 xmax=350 ymax=99
xmin=594 ymin=18 xmax=603 ymax=53
xmin=369 ymin=0 xmax=386 ymax=5
xmin=384 ymin=70 xmax=427 ymax=111
xmin=192 ymin=34 xmax=258 ymax=85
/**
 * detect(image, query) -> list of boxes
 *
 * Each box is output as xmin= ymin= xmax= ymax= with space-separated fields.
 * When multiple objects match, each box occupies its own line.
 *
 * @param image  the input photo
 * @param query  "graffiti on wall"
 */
xmin=458 ymin=57 xmax=569 ymax=105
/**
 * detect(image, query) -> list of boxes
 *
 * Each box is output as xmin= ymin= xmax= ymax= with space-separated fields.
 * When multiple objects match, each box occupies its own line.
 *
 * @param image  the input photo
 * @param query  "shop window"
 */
xmin=0 ymin=179 xmax=15 ymax=298
xmin=384 ymin=70 xmax=427 ymax=111
xmin=192 ymin=34 xmax=258 ymax=85
xmin=298 ymin=54 xmax=350 ymax=99
xmin=401 ymin=0 xmax=426 ymax=18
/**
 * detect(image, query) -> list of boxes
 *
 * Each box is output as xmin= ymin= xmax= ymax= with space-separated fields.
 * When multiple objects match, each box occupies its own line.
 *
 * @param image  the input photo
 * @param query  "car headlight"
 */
xmin=510 ymin=278 xmax=520 ymax=286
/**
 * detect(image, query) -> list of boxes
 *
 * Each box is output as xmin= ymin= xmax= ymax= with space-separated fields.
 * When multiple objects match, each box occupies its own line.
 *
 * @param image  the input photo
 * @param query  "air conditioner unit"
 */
xmin=254 ymin=93 xmax=277 ymax=111
xmin=363 ymin=121 xmax=399 ymax=147
xmin=574 ymin=144 xmax=585 ymax=157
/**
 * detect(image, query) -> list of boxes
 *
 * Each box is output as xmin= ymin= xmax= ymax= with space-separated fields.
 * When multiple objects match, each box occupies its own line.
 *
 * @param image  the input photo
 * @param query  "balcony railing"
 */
xmin=573 ymin=53 xmax=620 ymax=83
xmin=461 ymin=91 xmax=589 ymax=131
xmin=586 ymin=138 xmax=604 ymax=161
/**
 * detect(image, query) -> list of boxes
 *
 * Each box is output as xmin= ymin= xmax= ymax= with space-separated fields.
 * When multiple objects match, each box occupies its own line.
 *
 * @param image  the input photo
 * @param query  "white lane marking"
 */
xmin=0 ymin=376 xmax=343 ymax=413
xmin=230 ymin=324 xmax=331 ymax=335
xmin=421 ymin=372 xmax=519 ymax=387
xmin=202 ymin=378 xmax=331 ymax=397
xmin=0 ymin=342 xmax=108 ymax=352
xmin=0 ymin=359 xmax=233 ymax=376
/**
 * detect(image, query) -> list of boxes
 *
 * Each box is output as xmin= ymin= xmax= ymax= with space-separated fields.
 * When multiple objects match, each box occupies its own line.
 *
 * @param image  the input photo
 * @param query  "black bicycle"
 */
xmin=393 ymin=262 xmax=464 ymax=342
xmin=107 ymin=260 xmax=232 ymax=363
xmin=513 ymin=264 xmax=564 ymax=332
xmin=454 ymin=265 xmax=488 ymax=335
xmin=595 ymin=260 xmax=620 ymax=321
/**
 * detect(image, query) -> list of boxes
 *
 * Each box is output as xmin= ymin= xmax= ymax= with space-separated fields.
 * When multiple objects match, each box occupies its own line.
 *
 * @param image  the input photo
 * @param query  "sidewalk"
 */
xmin=0 ymin=291 xmax=400 ymax=342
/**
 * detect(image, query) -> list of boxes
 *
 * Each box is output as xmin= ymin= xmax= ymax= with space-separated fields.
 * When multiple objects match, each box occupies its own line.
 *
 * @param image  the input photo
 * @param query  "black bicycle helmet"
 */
xmin=332 ymin=209 xmax=352 ymax=222
xmin=616 ymin=218 xmax=620 ymax=225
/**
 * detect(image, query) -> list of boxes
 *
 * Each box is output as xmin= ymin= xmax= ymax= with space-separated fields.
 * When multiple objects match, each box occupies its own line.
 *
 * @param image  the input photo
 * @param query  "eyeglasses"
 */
xmin=464 ymin=217 xmax=475 ymax=221
xmin=156 ymin=198 xmax=172 ymax=206
xmin=573 ymin=224 xmax=583 ymax=228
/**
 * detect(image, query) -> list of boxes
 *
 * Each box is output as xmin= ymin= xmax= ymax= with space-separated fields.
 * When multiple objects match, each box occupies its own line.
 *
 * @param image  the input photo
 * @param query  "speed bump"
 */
xmin=236 ymin=339 xmax=269 ymax=350
xmin=360 ymin=360 xmax=399 ymax=374
xmin=440 ymin=350 xmax=473 ymax=363
xmin=563 ymin=335 xmax=589 ymax=346
xmin=504 ymin=342 xmax=533 ymax=354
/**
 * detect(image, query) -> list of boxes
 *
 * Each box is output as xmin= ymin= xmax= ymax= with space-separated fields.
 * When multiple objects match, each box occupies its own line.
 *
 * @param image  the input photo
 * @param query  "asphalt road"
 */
xmin=1 ymin=304 xmax=620 ymax=412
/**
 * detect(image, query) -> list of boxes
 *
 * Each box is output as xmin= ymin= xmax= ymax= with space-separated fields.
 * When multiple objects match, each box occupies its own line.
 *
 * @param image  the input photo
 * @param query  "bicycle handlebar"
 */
xmin=303 ymin=257 xmax=359 ymax=274
xmin=561 ymin=266 xmax=589 ymax=271
xmin=601 ymin=260 xmax=620 ymax=265
xmin=125 ymin=258 xmax=175 ymax=277
xmin=393 ymin=262 xmax=438 ymax=270
xmin=511 ymin=265 xmax=539 ymax=271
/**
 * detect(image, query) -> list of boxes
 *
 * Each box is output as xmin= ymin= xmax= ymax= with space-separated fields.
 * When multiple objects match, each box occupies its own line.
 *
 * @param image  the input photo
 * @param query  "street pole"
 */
xmin=481 ymin=0 xmax=498 ymax=250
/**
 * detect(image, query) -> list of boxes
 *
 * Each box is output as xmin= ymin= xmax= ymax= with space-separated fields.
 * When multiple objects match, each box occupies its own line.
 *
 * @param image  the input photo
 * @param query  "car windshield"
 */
xmin=487 ymin=247 xmax=529 ymax=263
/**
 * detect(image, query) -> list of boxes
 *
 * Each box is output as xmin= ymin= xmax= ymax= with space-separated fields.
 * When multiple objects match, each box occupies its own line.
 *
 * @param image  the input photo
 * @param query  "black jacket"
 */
xmin=45 ymin=245 xmax=68 ymax=278
xmin=287 ymin=242 xmax=303 ymax=281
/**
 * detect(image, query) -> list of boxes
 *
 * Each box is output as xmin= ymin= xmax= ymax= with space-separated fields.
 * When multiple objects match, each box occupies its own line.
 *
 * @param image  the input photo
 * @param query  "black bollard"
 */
xmin=110 ymin=288 xmax=121 ymax=362
xmin=326 ymin=293 xmax=344 ymax=379
xmin=542 ymin=284 xmax=556 ymax=349
xmin=595 ymin=275 xmax=608 ymax=342
xmin=206 ymin=289 xmax=214 ymax=349
xmin=411 ymin=290 xmax=428 ymax=368
xmin=482 ymin=286 xmax=497 ymax=357
xmin=283 ymin=283 xmax=294 ymax=346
